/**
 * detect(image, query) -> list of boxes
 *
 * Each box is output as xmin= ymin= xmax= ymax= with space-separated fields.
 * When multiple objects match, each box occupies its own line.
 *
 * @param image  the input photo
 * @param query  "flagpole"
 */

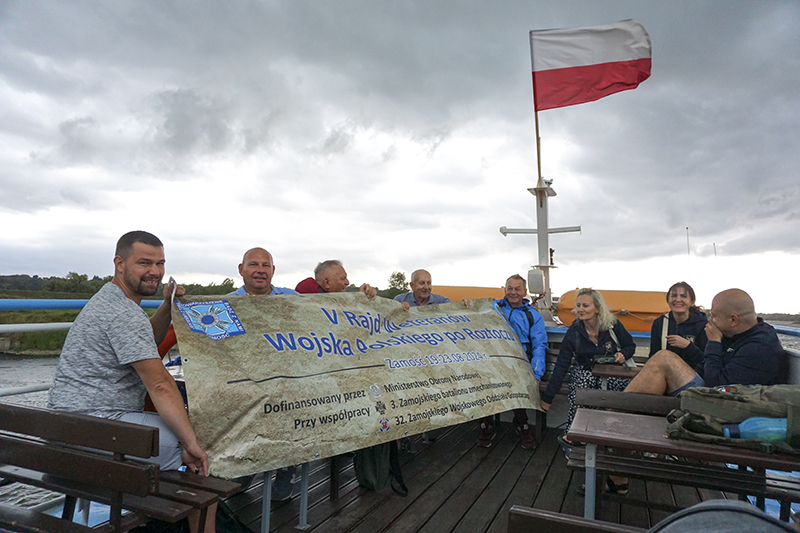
xmin=530 ymin=32 xmax=544 ymax=188
xmin=530 ymin=34 xmax=552 ymax=308
xmin=534 ymin=109 xmax=543 ymax=186
xmin=527 ymin=38 xmax=580 ymax=311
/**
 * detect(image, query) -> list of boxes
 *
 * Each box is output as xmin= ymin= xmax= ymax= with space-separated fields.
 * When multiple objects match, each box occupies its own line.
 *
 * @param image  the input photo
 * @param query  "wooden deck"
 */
xmin=222 ymin=420 xmax=734 ymax=533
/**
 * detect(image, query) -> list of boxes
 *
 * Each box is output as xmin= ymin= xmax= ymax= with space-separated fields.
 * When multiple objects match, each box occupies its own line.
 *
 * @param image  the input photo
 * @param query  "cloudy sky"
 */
xmin=1 ymin=1 xmax=799 ymax=312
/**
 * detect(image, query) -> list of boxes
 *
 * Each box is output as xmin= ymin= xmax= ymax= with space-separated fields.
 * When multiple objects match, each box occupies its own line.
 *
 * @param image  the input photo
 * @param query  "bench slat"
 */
xmin=0 ymin=465 xmax=195 ymax=523
xmin=508 ymin=505 xmax=645 ymax=533
xmin=0 ymin=435 xmax=157 ymax=497
xmin=568 ymin=449 xmax=800 ymax=504
xmin=159 ymin=470 xmax=242 ymax=498
xmin=156 ymin=481 xmax=218 ymax=509
xmin=574 ymin=389 xmax=680 ymax=416
xmin=0 ymin=403 xmax=159 ymax=459
xmin=0 ymin=501 xmax=95 ymax=533
xmin=0 ymin=501 xmax=146 ymax=533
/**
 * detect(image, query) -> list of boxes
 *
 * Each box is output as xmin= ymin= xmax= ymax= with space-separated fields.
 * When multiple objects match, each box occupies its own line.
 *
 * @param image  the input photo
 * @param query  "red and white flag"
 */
xmin=530 ymin=19 xmax=651 ymax=111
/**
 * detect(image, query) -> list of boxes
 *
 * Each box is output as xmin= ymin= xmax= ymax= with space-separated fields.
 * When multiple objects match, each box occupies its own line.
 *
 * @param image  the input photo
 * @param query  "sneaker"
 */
xmin=421 ymin=431 xmax=436 ymax=443
xmin=390 ymin=476 xmax=409 ymax=497
xmin=271 ymin=466 xmax=294 ymax=502
xmin=516 ymin=424 xmax=536 ymax=450
xmin=400 ymin=437 xmax=415 ymax=453
xmin=477 ymin=422 xmax=496 ymax=448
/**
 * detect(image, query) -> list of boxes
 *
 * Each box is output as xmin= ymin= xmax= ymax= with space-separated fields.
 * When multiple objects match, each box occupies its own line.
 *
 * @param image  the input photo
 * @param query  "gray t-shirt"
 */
xmin=47 ymin=283 xmax=161 ymax=419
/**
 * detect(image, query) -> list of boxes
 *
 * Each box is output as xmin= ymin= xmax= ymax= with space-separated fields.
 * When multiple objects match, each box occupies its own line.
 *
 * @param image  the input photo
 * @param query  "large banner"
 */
xmin=172 ymin=293 xmax=540 ymax=478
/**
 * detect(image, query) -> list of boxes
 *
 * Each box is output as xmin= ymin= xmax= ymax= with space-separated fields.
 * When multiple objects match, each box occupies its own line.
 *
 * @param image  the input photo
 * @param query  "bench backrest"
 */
xmin=0 ymin=402 xmax=160 ymax=497
xmin=0 ymin=402 xmax=159 ymax=458
xmin=574 ymin=389 xmax=680 ymax=416
xmin=508 ymin=505 xmax=645 ymax=533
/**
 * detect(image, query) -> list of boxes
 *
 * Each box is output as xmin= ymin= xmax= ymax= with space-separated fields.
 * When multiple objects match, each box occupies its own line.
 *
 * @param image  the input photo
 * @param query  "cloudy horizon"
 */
xmin=1 ymin=1 xmax=798 ymax=312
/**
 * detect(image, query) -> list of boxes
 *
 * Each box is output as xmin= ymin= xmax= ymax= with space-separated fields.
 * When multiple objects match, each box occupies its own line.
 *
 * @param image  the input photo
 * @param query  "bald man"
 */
xmin=230 ymin=248 xmax=298 ymax=296
xmin=625 ymin=288 xmax=787 ymax=396
xmin=229 ymin=247 xmax=298 ymax=501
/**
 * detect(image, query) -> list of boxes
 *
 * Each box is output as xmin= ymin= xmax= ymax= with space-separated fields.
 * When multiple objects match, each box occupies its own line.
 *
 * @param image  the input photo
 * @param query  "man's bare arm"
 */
xmin=131 ymin=358 xmax=208 ymax=475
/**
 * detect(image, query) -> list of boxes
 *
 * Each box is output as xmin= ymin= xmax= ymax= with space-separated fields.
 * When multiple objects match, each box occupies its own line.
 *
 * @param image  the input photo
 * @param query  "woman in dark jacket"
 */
xmin=540 ymin=288 xmax=636 ymax=441
xmin=649 ymin=281 xmax=707 ymax=370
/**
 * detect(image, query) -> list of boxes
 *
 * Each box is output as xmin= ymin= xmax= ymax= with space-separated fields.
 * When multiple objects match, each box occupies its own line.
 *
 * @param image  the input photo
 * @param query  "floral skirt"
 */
xmin=565 ymin=366 xmax=630 ymax=431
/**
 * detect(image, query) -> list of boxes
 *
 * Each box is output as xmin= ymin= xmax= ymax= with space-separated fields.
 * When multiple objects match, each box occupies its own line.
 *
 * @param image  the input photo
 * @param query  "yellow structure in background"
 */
xmin=556 ymin=289 xmax=670 ymax=333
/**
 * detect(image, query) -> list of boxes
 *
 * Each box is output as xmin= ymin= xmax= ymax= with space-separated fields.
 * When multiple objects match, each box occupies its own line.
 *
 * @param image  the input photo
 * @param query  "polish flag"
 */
xmin=530 ymin=20 xmax=651 ymax=111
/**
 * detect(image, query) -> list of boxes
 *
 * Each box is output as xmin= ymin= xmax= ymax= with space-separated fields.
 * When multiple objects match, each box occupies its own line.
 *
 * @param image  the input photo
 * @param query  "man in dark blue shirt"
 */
xmin=626 ymin=288 xmax=787 ymax=396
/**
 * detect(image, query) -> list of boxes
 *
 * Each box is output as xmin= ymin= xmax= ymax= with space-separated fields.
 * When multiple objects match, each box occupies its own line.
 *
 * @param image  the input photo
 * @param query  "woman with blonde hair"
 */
xmin=540 ymin=289 xmax=636 ymax=460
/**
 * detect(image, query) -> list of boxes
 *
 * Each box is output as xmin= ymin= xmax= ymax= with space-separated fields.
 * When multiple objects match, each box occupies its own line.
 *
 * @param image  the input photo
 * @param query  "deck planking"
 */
xmin=222 ymin=421 xmax=735 ymax=533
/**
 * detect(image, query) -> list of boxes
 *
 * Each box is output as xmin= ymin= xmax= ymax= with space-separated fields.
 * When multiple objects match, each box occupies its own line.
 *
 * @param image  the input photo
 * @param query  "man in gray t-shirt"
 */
xmin=47 ymin=231 xmax=209 ymax=484
xmin=48 ymin=282 xmax=162 ymax=418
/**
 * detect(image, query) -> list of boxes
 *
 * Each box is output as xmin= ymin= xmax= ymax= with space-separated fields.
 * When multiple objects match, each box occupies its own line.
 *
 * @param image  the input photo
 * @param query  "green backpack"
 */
xmin=353 ymin=442 xmax=408 ymax=496
xmin=353 ymin=443 xmax=392 ymax=491
xmin=666 ymin=384 xmax=800 ymax=454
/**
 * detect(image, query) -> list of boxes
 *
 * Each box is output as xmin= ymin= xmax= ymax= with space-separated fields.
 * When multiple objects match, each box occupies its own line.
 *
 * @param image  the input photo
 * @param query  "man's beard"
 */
xmin=124 ymin=269 xmax=160 ymax=296
xmin=137 ymin=279 xmax=160 ymax=296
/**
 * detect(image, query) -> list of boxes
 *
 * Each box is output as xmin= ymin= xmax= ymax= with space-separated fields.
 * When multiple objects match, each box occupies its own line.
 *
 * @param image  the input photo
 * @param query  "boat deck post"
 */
xmin=261 ymin=470 xmax=273 ymax=533
xmin=296 ymin=462 xmax=310 ymax=529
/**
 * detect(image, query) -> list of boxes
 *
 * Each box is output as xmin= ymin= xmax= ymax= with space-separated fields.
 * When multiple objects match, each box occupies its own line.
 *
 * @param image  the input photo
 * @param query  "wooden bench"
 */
xmin=567 ymin=392 xmax=800 ymax=521
xmin=532 ymin=347 xmax=641 ymax=442
xmin=531 ymin=347 xmax=568 ymax=441
xmin=591 ymin=363 xmax=641 ymax=390
xmin=0 ymin=402 xmax=240 ymax=532
xmin=574 ymin=388 xmax=679 ymax=416
xmin=508 ymin=505 xmax=645 ymax=533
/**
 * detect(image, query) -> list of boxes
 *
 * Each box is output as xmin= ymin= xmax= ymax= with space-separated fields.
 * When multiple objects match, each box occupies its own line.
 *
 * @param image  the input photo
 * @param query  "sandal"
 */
xmin=557 ymin=434 xmax=584 ymax=451
xmin=606 ymin=477 xmax=628 ymax=495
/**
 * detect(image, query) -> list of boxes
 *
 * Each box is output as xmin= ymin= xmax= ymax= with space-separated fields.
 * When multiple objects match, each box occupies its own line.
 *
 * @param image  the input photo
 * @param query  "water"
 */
xmin=0 ymin=354 xmax=60 ymax=508
xmin=0 ymin=354 xmax=58 ymax=408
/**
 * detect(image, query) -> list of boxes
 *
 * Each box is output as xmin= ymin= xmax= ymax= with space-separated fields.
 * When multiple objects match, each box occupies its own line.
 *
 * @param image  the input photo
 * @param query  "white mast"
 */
xmin=499 ymin=176 xmax=579 ymax=311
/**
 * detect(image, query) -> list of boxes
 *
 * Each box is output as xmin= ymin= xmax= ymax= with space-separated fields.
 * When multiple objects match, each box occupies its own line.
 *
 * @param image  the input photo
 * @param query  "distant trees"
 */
xmin=379 ymin=271 xmax=408 ymax=299
xmin=173 ymin=278 xmax=236 ymax=296
xmin=43 ymin=272 xmax=111 ymax=294
xmin=0 ymin=274 xmax=45 ymax=291
xmin=0 ymin=273 xmax=236 ymax=297
xmin=387 ymin=271 xmax=409 ymax=292
xmin=2 ymin=272 xmax=421 ymax=300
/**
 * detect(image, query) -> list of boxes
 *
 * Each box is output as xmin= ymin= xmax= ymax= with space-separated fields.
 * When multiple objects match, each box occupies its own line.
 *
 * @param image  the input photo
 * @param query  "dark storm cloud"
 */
xmin=0 ymin=0 xmax=798 ymax=298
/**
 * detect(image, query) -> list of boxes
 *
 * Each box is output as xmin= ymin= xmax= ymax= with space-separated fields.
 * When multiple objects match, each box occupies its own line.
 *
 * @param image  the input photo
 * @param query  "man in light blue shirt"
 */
xmin=228 ymin=247 xmax=297 ymax=501
xmin=394 ymin=269 xmax=454 ymax=448
xmin=229 ymin=247 xmax=298 ymax=296
xmin=393 ymin=269 xmax=450 ymax=308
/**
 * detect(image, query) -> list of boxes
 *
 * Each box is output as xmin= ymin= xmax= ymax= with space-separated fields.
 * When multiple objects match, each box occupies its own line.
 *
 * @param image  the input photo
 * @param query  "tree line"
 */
xmin=0 ymin=271 xmax=412 ymax=299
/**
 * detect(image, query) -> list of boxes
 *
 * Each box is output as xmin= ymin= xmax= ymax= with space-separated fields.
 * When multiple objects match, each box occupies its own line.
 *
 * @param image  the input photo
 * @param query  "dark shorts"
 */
xmin=667 ymin=373 xmax=705 ymax=397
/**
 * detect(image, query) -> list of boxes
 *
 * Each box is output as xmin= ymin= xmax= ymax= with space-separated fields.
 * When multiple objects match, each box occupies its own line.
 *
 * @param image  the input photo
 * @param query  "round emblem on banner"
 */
xmin=369 ymin=384 xmax=381 ymax=398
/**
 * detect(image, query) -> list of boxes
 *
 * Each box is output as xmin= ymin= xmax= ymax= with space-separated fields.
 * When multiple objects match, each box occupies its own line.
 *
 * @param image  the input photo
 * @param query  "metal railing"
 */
xmin=2 ymin=300 xmax=800 ymax=397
